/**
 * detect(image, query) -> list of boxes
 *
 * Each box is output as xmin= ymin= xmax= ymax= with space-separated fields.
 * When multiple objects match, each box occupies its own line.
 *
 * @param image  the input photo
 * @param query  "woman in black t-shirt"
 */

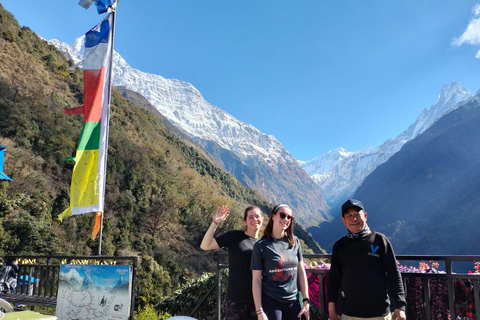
xmin=201 ymin=205 xmax=264 ymax=320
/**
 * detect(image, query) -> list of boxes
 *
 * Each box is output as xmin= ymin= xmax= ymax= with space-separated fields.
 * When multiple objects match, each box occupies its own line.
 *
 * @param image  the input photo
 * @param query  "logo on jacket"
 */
xmin=367 ymin=244 xmax=380 ymax=257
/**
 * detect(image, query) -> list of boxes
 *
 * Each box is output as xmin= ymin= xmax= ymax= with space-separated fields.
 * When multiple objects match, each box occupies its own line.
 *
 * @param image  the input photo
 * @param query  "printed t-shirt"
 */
xmin=250 ymin=236 xmax=303 ymax=303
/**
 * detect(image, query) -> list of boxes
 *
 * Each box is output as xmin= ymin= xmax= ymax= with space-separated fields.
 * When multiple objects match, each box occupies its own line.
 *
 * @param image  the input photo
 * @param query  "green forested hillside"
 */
xmin=0 ymin=4 xmax=323 ymax=317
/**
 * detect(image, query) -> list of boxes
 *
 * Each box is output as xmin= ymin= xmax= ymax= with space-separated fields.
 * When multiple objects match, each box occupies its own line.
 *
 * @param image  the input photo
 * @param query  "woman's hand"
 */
xmin=200 ymin=206 xmax=229 ymax=251
xmin=213 ymin=205 xmax=229 ymax=224
xmin=257 ymin=311 xmax=268 ymax=320
xmin=298 ymin=301 xmax=310 ymax=320
xmin=296 ymin=261 xmax=310 ymax=320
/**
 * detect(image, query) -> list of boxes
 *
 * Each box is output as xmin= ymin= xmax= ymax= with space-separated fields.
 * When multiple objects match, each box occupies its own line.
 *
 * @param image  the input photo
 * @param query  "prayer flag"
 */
xmin=95 ymin=0 xmax=114 ymax=14
xmin=78 ymin=0 xmax=95 ymax=10
xmin=78 ymin=0 xmax=114 ymax=14
xmin=91 ymin=211 xmax=103 ymax=240
xmin=60 ymin=14 xmax=113 ymax=221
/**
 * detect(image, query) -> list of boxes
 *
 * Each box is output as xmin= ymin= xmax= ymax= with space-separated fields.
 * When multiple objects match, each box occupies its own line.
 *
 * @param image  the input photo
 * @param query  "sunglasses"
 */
xmin=278 ymin=212 xmax=294 ymax=221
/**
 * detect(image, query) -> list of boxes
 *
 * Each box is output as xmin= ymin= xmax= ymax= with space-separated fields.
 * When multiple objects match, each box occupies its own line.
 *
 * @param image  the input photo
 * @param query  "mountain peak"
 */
xmin=438 ymin=81 xmax=469 ymax=108
xmin=440 ymin=80 xmax=467 ymax=95
xmin=301 ymin=81 xmax=472 ymax=205
xmin=300 ymin=147 xmax=353 ymax=176
xmin=329 ymin=147 xmax=351 ymax=156
xmin=71 ymin=36 xmax=85 ymax=54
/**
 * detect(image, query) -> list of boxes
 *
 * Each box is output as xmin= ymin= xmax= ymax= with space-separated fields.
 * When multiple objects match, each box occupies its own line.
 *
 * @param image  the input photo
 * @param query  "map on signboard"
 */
xmin=56 ymin=264 xmax=132 ymax=320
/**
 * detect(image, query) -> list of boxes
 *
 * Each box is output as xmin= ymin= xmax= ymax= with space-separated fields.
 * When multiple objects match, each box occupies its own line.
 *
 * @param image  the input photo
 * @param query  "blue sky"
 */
xmin=3 ymin=0 xmax=480 ymax=161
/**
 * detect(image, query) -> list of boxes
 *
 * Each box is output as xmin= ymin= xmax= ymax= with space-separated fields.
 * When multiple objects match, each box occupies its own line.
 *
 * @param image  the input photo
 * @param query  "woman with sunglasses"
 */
xmin=201 ymin=205 xmax=264 ymax=320
xmin=251 ymin=204 xmax=310 ymax=320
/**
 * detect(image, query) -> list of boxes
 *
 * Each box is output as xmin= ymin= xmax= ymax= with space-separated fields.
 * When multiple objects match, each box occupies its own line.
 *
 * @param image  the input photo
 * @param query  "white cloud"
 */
xmin=474 ymin=3 xmax=480 ymax=15
xmin=451 ymin=3 xmax=480 ymax=56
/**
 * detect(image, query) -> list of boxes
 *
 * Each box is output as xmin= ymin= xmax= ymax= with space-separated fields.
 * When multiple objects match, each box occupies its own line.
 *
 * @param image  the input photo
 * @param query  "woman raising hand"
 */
xmin=201 ymin=205 xmax=264 ymax=320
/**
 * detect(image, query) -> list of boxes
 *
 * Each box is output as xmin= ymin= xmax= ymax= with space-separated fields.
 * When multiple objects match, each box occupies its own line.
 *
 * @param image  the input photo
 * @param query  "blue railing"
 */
xmin=215 ymin=253 xmax=480 ymax=320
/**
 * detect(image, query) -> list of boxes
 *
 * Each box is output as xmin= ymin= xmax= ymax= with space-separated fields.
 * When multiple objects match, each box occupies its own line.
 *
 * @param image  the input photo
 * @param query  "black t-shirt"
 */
xmin=251 ymin=236 xmax=303 ymax=303
xmin=216 ymin=230 xmax=258 ymax=301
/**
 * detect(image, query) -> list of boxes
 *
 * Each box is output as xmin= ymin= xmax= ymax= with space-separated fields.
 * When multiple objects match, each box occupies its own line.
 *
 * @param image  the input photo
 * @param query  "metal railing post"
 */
xmin=217 ymin=254 xmax=222 ymax=320
xmin=319 ymin=274 xmax=326 ymax=318
xmin=445 ymin=259 xmax=456 ymax=320
xmin=422 ymin=277 xmax=431 ymax=320
xmin=473 ymin=279 xmax=480 ymax=320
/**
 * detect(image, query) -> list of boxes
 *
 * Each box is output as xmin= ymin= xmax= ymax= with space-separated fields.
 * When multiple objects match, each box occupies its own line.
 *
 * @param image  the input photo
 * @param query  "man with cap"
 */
xmin=327 ymin=199 xmax=406 ymax=320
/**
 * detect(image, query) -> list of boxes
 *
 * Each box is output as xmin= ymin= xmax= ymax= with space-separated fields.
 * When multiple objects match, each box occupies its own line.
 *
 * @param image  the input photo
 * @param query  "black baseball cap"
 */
xmin=341 ymin=199 xmax=365 ymax=216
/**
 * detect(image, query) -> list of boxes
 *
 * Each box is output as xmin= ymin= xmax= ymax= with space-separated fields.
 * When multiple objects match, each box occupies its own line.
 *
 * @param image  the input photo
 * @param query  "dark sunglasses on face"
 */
xmin=278 ymin=212 xmax=294 ymax=221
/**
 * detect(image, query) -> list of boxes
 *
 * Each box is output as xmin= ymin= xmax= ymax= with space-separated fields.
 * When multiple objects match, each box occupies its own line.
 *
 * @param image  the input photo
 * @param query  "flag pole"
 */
xmin=98 ymin=1 xmax=118 ymax=256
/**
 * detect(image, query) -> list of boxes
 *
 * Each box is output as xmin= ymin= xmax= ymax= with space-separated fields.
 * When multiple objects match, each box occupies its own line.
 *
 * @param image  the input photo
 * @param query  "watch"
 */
xmin=302 ymin=298 xmax=310 ymax=304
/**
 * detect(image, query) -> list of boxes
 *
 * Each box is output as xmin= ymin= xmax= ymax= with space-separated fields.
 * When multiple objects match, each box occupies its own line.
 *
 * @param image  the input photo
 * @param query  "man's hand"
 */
xmin=328 ymin=302 xmax=339 ymax=320
xmin=392 ymin=309 xmax=406 ymax=320
xmin=328 ymin=310 xmax=339 ymax=320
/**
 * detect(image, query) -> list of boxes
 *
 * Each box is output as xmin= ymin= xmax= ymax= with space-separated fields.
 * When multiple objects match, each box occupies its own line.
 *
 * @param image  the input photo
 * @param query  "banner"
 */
xmin=56 ymin=264 xmax=132 ymax=320
xmin=60 ymin=14 xmax=113 ymax=221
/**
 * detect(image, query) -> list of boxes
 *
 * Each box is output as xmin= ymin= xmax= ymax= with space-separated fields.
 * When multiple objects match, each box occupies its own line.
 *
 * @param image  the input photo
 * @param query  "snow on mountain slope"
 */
xmin=301 ymin=147 xmax=354 ymax=178
xmin=50 ymin=37 xmax=296 ymax=168
xmin=301 ymin=81 xmax=471 ymax=206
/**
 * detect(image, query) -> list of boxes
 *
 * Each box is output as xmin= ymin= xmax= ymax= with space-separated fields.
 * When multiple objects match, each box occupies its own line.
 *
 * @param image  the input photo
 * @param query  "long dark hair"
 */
xmin=263 ymin=204 xmax=295 ymax=248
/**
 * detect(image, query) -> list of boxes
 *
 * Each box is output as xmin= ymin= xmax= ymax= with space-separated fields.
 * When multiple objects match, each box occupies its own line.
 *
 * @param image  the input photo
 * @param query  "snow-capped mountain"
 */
xmin=51 ymin=36 xmax=296 ymax=167
xmin=301 ymin=81 xmax=471 ymax=207
xmin=50 ymin=37 xmax=330 ymax=226
xmin=48 ymin=38 xmax=84 ymax=66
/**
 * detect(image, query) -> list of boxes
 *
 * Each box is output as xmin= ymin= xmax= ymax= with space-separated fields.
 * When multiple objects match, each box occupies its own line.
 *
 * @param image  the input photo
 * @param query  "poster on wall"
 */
xmin=56 ymin=264 xmax=132 ymax=320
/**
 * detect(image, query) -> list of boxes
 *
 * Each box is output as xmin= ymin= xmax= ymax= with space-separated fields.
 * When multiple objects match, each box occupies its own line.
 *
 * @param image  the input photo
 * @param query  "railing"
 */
xmin=215 ymin=253 xmax=480 ymax=320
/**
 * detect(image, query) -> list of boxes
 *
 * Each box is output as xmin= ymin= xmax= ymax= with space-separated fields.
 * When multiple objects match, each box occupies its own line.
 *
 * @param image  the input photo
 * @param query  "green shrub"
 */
xmin=134 ymin=304 xmax=171 ymax=320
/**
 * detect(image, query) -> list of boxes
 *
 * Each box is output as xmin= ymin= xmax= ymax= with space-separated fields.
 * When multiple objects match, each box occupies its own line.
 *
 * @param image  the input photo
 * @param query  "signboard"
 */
xmin=56 ymin=264 xmax=132 ymax=320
